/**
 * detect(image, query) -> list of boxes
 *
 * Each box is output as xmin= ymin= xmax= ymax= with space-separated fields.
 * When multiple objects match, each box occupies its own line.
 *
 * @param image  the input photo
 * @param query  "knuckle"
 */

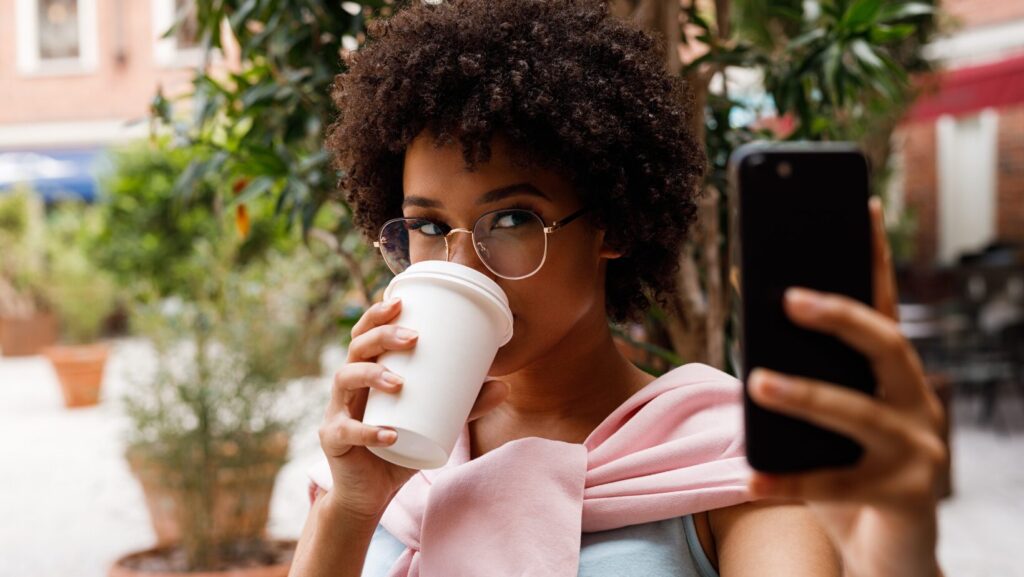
xmin=917 ymin=431 xmax=948 ymax=471
xmin=361 ymin=426 xmax=379 ymax=446
xmin=879 ymin=320 xmax=908 ymax=353
xmin=846 ymin=397 xmax=877 ymax=429
xmin=318 ymin=423 xmax=338 ymax=447
xmin=332 ymin=368 xmax=349 ymax=395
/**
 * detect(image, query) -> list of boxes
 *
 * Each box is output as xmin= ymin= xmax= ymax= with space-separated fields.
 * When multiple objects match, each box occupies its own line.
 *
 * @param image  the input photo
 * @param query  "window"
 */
xmin=153 ymin=0 xmax=205 ymax=67
xmin=937 ymin=109 xmax=999 ymax=263
xmin=15 ymin=0 xmax=98 ymax=75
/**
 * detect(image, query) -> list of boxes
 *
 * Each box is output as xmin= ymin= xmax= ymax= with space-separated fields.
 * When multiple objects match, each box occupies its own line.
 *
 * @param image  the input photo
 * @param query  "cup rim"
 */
xmin=383 ymin=261 xmax=514 ymax=345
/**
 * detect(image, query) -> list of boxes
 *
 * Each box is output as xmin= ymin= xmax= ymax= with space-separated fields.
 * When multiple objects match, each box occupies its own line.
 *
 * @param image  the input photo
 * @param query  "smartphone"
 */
xmin=729 ymin=142 xmax=876 ymax=473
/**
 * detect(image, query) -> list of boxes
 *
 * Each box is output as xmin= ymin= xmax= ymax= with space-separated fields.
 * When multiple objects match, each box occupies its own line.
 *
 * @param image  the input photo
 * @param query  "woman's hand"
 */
xmin=746 ymin=197 xmax=946 ymax=577
xmin=318 ymin=297 xmax=510 ymax=521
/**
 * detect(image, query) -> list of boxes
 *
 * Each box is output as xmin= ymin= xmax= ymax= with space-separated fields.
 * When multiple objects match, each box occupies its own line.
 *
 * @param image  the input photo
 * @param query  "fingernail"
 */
xmin=381 ymin=371 xmax=404 ymax=386
xmin=377 ymin=429 xmax=397 ymax=443
xmin=785 ymin=287 xmax=822 ymax=314
xmin=753 ymin=369 xmax=793 ymax=398
xmin=395 ymin=328 xmax=417 ymax=341
xmin=385 ymin=297 xmax=400 ymax=308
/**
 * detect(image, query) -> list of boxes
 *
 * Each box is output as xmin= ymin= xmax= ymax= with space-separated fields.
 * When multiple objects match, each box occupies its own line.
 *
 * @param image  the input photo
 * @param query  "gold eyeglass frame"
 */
xmin=374 ymin=206 xmax=589 ymax=280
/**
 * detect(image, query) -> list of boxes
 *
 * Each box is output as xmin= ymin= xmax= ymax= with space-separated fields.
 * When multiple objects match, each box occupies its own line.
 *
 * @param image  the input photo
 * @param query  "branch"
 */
xmin=308 ymin=227 xmax=373 ymax=308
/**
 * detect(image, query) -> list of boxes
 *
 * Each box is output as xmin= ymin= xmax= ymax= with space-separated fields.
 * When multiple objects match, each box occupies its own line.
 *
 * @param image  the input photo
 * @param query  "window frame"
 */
xmin=15 ymin=0 xmax=99 ymax=76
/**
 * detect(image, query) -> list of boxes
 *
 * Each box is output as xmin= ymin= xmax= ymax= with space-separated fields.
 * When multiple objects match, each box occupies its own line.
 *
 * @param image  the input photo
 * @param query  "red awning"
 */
xmin=904 ymin=52 xmax=1024 ymax=123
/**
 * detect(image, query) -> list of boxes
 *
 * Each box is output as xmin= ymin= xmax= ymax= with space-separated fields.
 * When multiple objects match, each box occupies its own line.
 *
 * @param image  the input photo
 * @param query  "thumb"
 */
xmin=468 ymin=379 xmax=510 ymax=422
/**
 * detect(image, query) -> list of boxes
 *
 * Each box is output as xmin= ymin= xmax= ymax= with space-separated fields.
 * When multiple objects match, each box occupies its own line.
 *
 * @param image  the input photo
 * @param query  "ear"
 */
xmin=595 ymin=229 xmax=625 ymax=259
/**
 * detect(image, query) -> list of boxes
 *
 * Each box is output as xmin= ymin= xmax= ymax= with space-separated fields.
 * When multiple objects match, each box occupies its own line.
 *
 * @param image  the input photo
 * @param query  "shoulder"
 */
xmin=707 ymin=500 xmax=841 ymax=576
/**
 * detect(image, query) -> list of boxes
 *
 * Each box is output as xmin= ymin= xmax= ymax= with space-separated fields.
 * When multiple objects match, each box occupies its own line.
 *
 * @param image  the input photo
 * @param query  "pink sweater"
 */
xmin=308 ymin=362 xmax=752 ymax=577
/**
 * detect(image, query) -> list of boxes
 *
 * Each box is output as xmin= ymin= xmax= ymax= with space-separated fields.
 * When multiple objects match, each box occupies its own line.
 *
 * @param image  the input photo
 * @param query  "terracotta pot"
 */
xmin=126 ymin=433 xmax=290 ymax=547
xmin=43 ymin=343 xmax=110 ymax=408
xmin=108 ymin=539 xmax=295 ymax=577
xmin=0 ymin=313 xmax=58 ymax=357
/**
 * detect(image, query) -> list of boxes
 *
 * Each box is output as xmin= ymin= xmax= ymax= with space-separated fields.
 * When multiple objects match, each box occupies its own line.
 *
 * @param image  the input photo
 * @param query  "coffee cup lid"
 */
xmin=384 ymin=261 xmax=514 ymax=345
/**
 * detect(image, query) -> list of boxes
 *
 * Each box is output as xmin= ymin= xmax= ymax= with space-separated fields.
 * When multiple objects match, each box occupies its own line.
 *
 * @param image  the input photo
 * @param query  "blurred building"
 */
xmin=0 ymin=0 xmax=232 ymax=200
xmin=893 ymin=0 xmax=1024 ymax=267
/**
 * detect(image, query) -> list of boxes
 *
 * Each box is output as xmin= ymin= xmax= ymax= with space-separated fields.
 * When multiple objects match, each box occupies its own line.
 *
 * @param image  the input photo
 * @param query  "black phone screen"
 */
xmin=732 ymin=143 xmax=876 ymax=473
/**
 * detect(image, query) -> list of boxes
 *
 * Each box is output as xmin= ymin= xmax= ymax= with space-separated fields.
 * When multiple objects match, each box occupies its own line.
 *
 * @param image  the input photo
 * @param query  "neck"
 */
xmin=472 ymin=309 xmax=654 ymax=455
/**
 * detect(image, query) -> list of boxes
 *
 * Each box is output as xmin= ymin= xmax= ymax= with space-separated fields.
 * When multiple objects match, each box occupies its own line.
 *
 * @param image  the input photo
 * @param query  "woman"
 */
xmin=291 ymin=1 xmax=946 ymax=576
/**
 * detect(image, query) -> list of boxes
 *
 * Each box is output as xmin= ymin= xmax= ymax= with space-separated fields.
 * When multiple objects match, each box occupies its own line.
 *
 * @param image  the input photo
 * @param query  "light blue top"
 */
xmin=361 ymin=514 xmax=720 ymax=577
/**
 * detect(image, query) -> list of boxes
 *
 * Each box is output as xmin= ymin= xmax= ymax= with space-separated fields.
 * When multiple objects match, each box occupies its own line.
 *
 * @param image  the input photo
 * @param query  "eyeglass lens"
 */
xmin=378 ymin=209 xmax=548 ymax=279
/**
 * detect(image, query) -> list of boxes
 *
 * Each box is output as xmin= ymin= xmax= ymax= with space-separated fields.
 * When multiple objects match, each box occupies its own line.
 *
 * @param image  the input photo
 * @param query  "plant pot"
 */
xmin=109 ymin=539 xmax=295 ymax=577
xmin=0 ymin=313 xmax=58 ymax=357
xmin=43 ymin=343 xmax=110 ymax=408
xmin=126 ymin=433 xmax=290 ymax=547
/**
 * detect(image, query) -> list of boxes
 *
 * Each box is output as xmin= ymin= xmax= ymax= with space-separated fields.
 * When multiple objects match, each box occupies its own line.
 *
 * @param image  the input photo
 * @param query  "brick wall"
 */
xmin=997 ymin=103 xmax=1024 ymax=242
xmin=0 ymin=0 xmax=235 ymax=126
xmin=899 ymin=103 xmax=1024 ymax=267
xmin=942 ymin=0 xmax=1024 ymax=29
xmin=900 ymin=120 xmax=940 ymax=266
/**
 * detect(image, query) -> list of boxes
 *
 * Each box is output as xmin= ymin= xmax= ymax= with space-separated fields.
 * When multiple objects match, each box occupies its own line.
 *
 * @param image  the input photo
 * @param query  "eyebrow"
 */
xmin=402 ymin=182 xmax=551 ymax=209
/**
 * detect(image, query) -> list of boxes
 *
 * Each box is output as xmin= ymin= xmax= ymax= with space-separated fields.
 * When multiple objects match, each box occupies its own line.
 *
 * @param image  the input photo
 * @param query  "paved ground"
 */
xmin=0 ymin=339 xmax=1021 ymax=577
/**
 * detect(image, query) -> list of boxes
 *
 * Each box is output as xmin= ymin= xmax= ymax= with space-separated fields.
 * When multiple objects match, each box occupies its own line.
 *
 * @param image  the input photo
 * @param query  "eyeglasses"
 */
xmin=374 ymin=207 xmax=588 ymax=280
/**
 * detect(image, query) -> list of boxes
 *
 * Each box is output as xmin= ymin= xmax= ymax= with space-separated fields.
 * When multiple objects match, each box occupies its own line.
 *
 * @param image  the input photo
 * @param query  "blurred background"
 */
xmin=0 ymin=0 xmax=1021 ymax=576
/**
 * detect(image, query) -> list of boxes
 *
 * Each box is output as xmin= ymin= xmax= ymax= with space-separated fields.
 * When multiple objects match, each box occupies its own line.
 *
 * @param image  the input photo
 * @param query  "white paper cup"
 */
xmin=362 ymin=261 xmax=514 ymax=469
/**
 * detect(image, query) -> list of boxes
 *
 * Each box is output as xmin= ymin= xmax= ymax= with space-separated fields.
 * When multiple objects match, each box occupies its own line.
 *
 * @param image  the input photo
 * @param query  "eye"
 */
xmin=408 ymin=219 xmax=446 ymax=237
xmin=491 ymin=210 xmax=534 ymax=230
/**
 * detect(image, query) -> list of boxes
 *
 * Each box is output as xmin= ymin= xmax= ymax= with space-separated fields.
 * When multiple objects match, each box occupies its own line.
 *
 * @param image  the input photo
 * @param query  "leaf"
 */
xmin=229 ymin=0 xmax=260 ymax=31
xmin=235 ymin=203 xmax=251 ymax=239
xmin=869 ymin=23 xmax=916 ymax=43
xmin=841 ymin=0 xmax=883 ymax=31
xmin=229 ymin=176 xmax=276 ymax=208
xmin=878 ymin=2 xmax=934 ymax=23
xmin=850 ymin=39 xmax=884 ymax=69
xmin=788 ymin=28 xmax=826 ymax=50
xmin=241 ymin=83 xmax=280 ymax=108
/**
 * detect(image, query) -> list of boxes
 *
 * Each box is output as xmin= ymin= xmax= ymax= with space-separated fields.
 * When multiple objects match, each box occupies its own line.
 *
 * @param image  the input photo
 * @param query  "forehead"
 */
xmin=402 ymin=132 xmax=575 ymax=205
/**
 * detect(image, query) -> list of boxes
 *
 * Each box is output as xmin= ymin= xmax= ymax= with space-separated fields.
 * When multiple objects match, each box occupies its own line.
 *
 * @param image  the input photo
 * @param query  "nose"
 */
xmin=445 ymin=230 xmax=494 ymax=278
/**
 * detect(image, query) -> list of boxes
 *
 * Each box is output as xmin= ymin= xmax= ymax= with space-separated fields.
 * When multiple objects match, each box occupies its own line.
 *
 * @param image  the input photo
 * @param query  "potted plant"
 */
xmin=40 ymin=202 xmax=119 ymax=407
xmin=91 ymin=138 xmax=344 ymax=575
xmin=111 ymin=242 xmax=323 ymax=576
xmin=0 ymin=188 xmax=58 ymax=356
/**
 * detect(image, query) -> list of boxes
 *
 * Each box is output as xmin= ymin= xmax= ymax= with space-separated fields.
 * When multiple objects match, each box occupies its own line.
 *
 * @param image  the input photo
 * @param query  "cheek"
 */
xmin=487 ymin=243 xmax=602 ymax=374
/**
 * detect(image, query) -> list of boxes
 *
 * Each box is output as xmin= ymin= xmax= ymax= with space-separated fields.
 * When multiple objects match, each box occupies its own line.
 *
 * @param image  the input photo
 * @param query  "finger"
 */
xmin=749 ymin=469 xmax=871 ymax=503
xmin=347 ymin=324 xmax=418 ymax=362
xmin=783 ymin=287 xmax=925 ymax=408
xmin=748 ymin=368 xmax=904 ymax=449
xmin=319 ymin=414 xmax=398 ymax=459
xmin=327 ymin=362 xmax=405 ymax=415
xmin=749 ymin=466 xmax=940 ymax=510
xmin=467 ymin=380 xmax=510 ymax=422
xmin=869 ymin=197 xmax=899 ymax=322
xmin=350 ymin=298 xmax=403 ymax=340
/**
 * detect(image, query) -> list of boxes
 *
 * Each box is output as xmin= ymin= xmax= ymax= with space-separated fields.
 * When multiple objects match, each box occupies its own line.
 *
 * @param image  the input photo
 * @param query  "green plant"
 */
xmin=0 ymin=188 xmax=48 ymax=319
xmin=155 ymin=0 xmax=395 ymax=309
xmin=93 ymin=139 xmax=297 ymax=303
xmin=609 ymin=0 xmax=936 ymax=371
xmin=122 ymin=239 xmax=326 ymax=569
xmin=43 ymin=202 xmax=119 ymax=344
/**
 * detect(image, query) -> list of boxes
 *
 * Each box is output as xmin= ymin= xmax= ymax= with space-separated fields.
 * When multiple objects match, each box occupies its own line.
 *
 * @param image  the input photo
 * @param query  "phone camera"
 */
xmin=776 ymin=161 xmax=792 ymax=178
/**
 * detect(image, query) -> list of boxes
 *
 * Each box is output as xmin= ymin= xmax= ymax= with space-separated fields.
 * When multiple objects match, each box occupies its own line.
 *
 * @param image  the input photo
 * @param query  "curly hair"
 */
xmin=326 ymin=0 xmax=705 ymax=322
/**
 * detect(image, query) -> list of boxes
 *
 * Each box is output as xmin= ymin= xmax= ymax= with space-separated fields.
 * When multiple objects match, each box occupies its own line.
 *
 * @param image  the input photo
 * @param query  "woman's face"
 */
xmin=401 ymin=131 xmax=617 ymax=376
